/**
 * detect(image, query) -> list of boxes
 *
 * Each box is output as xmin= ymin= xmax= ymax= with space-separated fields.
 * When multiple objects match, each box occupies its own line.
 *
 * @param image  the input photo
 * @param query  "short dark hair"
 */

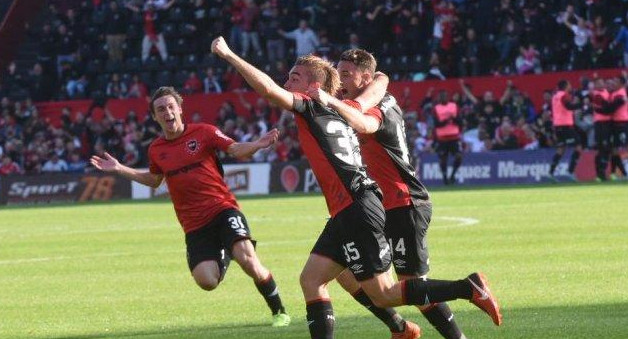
xmin=557 ymin=80 xmax=569 ymax=90
xmin=339 ymin=49 xmax=377 ymax=74
xmin=150 ymin=86 xmax=183 ymax=116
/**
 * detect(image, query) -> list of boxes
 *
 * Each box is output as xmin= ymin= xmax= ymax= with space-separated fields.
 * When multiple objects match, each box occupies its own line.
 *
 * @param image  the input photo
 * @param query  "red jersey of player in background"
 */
xmin=148 ymin=123 xmax=239 ymax=233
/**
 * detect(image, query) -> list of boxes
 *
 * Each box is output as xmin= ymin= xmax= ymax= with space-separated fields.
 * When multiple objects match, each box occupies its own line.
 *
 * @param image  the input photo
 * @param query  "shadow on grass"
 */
xmin=45 ymin=302 xmax=628 ymax=339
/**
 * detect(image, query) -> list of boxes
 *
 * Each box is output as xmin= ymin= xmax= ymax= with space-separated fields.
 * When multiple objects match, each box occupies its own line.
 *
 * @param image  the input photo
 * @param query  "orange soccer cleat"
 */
xmin=391 ymin=320 xmax=421 ymax=339
xmin=468 ymin=272 xmax=503 ymax=326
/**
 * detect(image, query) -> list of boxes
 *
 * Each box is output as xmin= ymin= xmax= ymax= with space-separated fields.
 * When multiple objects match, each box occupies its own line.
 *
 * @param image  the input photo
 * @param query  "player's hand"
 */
xmin=306 ymin=84 xmax=330 ymax=106
xmin=257 ymin=128 xmax=280 ymax=148
xmin=211 ymin=36 xmax=233 ymax=59
xmin=90 ymin=152 xmax=120 ymax=172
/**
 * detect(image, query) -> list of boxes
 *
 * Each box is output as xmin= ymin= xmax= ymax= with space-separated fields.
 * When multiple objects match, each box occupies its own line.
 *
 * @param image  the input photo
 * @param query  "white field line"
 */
xmin=0 ymin=216 xmax=478 ymax=265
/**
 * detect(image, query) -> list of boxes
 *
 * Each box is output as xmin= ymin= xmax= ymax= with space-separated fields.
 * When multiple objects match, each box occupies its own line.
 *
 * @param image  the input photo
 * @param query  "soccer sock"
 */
xmin=402 ymin=278 xmax=472 ymax=305
xmin=450 ymin=155 xmax=462 ymax=181
xmin=595 ymin=153 xmax=605 ymax=179
xmin=421 ymin=302 xmax=464 ymax=339
xmin=439 ymin=156 xmax=448 ymax=183
xmin=352 ymin=289 xmax=405 ymax=333
xmin=550 ymin=153 xmax=562 ymax=175
xmin=568 ymin=150 xmax=580 ymax=174
xmin=306 ymin=299 xmax=334 ymax=339
xmin=255 ymin=273 xmax=285 ymax=315
xmin=612 ymin=155 xmax=627 ymax=176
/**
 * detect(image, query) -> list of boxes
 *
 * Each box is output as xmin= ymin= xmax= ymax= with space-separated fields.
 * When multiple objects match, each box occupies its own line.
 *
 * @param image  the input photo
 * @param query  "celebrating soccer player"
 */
xmin=212 ymin=36 xmax=502 ymax=339
xmin=90 ymin=87 xmax=291 ymax=327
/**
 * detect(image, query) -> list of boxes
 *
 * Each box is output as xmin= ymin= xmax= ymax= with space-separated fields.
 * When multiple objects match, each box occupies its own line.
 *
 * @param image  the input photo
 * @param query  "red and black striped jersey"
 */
xmin=292 ymin=93 xmax=378 ymax=217
xmin=353 ymin=93 xmax=430 ymax=210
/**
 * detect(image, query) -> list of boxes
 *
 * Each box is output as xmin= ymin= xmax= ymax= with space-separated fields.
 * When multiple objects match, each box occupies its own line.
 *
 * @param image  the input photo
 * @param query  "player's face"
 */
xmin=337 ymin=61 xmax=365 ymax=99
xmin=152 ymin=95 xmax=184 ymax=139
xmin=284 ymin=65 xmax=311 ymax=93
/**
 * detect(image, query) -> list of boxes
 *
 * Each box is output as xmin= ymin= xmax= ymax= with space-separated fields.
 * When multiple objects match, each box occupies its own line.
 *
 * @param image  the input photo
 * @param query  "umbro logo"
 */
xmin=393 ymin=259 xmax=406 ymax=268
xmin=350 ymin=264 xmax=363 ymax=274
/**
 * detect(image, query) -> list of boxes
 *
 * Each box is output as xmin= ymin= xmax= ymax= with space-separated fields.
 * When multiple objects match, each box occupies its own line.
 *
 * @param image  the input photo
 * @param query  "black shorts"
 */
xmin=436 ymin=140 xmax=461 ymax=157
xmin=385 ymin=203 xmax=431 ymax=276
xmin=311 ymin=189 xmax=391 ymax=281
xmin=185 ymin=209 xmax=252 ymax=275
xmin=612 ymin=122 xmax=628 ymax=147
xmin=594 ymin=121 xmax=613 ymax=149
xmin=554 ymin=126 xmax=580 ymax=147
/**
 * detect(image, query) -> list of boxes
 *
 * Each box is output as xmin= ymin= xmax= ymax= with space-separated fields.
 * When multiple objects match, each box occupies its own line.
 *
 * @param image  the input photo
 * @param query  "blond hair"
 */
xmin=295 ymin=54 xmax=340 ymax=96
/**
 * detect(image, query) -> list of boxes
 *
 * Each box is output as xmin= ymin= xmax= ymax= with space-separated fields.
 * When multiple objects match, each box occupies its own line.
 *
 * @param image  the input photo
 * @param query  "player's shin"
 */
xmin=352 ymin=288 xmax=405 ymax=333
xmin=306 ymin=299 xmax=334 ymax=339
xmin=421 ymin=302 xmax=465 ymax=339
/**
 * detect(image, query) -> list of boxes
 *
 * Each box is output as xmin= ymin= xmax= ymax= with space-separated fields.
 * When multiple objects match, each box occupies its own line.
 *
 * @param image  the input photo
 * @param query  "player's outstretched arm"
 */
xmin=90 ymin=152 xmax=163 ymax=188
xmin=354 ymin=71 xmax=389 ymax=112
xmin=306 ymin=86 xmax=380 ymax=134
xmin=227 ymin=128 xmax=280 ymax=159
xmin=211 ymin=36 xmax=294 ymax=111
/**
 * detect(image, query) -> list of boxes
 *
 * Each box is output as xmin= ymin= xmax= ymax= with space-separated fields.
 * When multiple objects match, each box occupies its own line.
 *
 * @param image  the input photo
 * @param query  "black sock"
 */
xmin=353 ymin=289 xmax=405 ymax=333
xmin=550 ymin=153 xmax=562 ymax=175
xmin=450 ymin=155 xmax=462 ymax=181
xmin=612 ymin=155 xmax=627 ymax=175
xmin=439 ymin=156 xmax=448 ymax=184
xmin=402 ymin=278 xmax=471 ymax=305
xmin=568 ymin=150 xmax=580 ymax=173
xmin=421 ymin=303 xmax=464 ymax=339
xmin=306 ymin=300 xmax=334 ymax=339
xmin=255 ymin=273 xmax=285 ymax=315
xmin=595 ymin=153 xmax=605 ymax=179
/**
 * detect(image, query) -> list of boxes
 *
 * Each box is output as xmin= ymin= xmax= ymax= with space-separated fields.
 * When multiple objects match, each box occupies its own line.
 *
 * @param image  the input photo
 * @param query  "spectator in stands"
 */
xmin=3 ymin=62 xmax=25 ymax=96
xmin=105 ymin=73 xmax=128 ymax=99
xmin=315 ymin=35 xmax=336 ymax=61
xmin=27 ymin=63 xmax=48 ymax=102
xmin=261 ymin=6 xmax=286 ymax=63
xmin=590 ymin=15 xmax=611 ymax=68
xmin=185 ymin=0 xmax=210 ymax=54
xmin=42 ymin=152 xmax=68 ymax=172
xmin=278 ymin=19 xmax=319 ymax=58
xmin=183 ymin=71 xmax=203 ymax=94
xmin=127 ymin=74 xmax=149 ymax=99
xmin=515 ymin=44 xmax=541 ymax=75
xmin=611 ymin=16 xmax=628 ymax=67
xmin=229 ymin=0 xmax=245 ymax=55
xmin=222 ymin=65 xmax=246 ymax=92
xmin=203 ymin=67 xmax=223 ymax=94
xmin=457 ymin=28 xmax=480 ymax=77
xmin=55 ymin=24 xmax=78 ymax=77
xmin=37 ymin=23 xmax=56 ymax=73
xmin=104 ymin=0 xmax=128 ymax=63
xmin=0 ymin=154 xmax=22 ymax=175
xmin=66 ymin=152 xmax=87 ymax=173
xmin=241 ymin=0 xmax=262 ymax=58
xmin=65 ymin=71 xmax=89 ymax=99
xmin=126 ymin=0 xmax=174 ymax=62
xmin=564 ymin=18 xmax=592 ymax=70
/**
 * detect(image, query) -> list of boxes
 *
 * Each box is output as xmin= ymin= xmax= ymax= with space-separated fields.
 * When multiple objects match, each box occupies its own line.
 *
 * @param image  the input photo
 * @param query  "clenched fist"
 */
xmin=211 ymin=36 xmax=233 ymax=59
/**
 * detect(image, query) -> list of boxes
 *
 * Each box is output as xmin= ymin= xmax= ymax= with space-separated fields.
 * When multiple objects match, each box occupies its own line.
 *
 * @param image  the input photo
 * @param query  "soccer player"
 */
xmin=549 ymin=80 xmax=582 ymax=181
xmin=433 ymin=90 xmax=463 ymax=185
xmin=590 ymin=78 xmax=613 ymax=181
xmin=306 ymin=48 xmax=467 ymax=339
xmin=211 ymin=36 xmax=502 ymax=339
xmin=90 ymin=87 xmax=291 ymax=327
xmin=609 ymin=76 xmax=628 ymax=179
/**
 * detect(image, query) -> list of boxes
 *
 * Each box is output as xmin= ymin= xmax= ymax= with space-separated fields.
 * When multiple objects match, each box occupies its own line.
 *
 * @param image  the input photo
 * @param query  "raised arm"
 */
xmin=459 ymin=79 xmax=478 ymax=104
xmin=90 ymin=152 xmax=163 ymax=188
xmin=212 ymin=36 xmax=294 ymax=110
xmin=226 ymin=128 xmax=279 ymax=158
xmin=307 ymin=87 xmax=380 ymax=134
xmin=353 ymin=72 xmax=389 ymax=112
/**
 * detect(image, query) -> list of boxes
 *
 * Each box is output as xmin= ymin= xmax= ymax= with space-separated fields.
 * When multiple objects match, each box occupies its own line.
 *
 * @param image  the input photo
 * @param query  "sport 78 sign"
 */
xmin=0 ymin=172 xmax=132 ymax=205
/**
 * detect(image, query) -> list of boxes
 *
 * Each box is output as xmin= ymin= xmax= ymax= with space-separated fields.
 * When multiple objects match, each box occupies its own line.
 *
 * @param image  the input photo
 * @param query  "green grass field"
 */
xmin=1 ymin=183 xmax=628 ymax=339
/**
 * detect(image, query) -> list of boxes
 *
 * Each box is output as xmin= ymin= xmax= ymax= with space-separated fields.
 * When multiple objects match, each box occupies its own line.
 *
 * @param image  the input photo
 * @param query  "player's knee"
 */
xmin=299 ymin=270 xmax=321 ymax=293
xmin=369 ymin=292 xmax=393 ymax=309
xmin=195 ymin=275 xmax=220 ymax=291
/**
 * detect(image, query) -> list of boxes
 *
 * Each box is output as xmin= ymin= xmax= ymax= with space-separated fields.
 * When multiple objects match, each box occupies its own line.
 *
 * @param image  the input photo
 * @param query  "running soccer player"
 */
xmin=307 ymin=48 xmax=468 ymax=339
xmin=90 ymin=87 xmax=291 ymax=327
xmin=212 ymin=36 xmax=501 ymax=339
xmin=549 ymin=80 xmax=582 ymax=181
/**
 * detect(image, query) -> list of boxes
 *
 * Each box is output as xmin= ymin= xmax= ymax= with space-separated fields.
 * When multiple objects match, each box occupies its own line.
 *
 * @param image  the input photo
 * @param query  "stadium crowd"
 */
xmin=2 ymin=0 xmax=628 ymax=175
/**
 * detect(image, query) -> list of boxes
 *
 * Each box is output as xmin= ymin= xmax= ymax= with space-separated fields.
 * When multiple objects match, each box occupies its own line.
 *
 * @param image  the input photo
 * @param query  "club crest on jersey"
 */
xmin=185 ymin=139 xmax=201 ymax=154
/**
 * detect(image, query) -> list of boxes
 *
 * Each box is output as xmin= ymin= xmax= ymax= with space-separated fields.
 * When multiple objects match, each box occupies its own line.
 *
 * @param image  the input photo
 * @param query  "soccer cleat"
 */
xmin=467 ymin=272 xmax=502 ymax=326
xmin=566 ymin=173 xmax=578 ymax=182
xmin=546 ymin=174 xmax=558 ymax=183
xmin=610 ymin=174 xmax=618 ymax=181
xmin=391 ymin=321 xmax=421 ymax=339
xmin=272 ymin=312 xmax=291 ymax=327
